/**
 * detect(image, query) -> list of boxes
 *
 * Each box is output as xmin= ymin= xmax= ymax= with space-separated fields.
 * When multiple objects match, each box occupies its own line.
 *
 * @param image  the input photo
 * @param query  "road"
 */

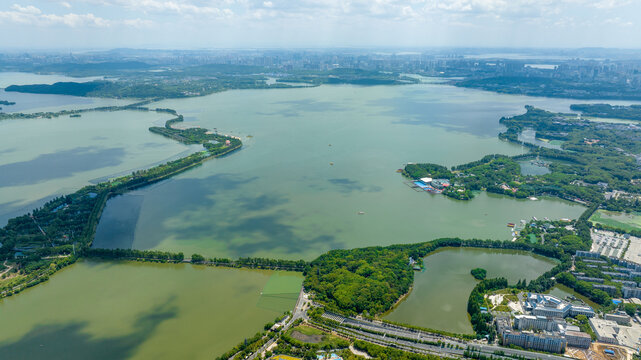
xmin=321 ymin=312 xmax=571 ymax=360
xmin=245 ymin=287 xmax=308 ymax=360
xmin=0 ymin=260 xmax=12 ymax=277
xmin=243 ymin=295 xmax=572 ymax=360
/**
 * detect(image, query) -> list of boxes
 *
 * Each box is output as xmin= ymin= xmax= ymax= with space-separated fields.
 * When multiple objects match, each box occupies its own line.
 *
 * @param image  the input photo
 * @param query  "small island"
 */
xmin=470 ymin=268 xmax=487 ymax=280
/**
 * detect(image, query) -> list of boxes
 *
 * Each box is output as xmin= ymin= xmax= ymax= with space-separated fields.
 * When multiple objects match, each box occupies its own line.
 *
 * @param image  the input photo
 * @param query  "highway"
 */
xmin=321 ymin=312 xmax=571 ymax=360
xmin=242 ymin=296 xmax=572 ymax=360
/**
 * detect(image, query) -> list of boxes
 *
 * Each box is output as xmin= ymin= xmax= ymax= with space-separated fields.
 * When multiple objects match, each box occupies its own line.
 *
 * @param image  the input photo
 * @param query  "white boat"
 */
xmin=529 ymin=196 xmax=538 ymax=201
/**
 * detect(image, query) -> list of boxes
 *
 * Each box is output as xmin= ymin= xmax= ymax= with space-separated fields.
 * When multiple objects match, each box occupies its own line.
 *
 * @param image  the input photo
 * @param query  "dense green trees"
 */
xmin=84 ymin=248 xmax=184 ymax=262
xmin=405 ymin=105 xmax=641 ymax=207
xmin=404 ymin=163 xmax=453 ymax=180
xmin=555 ymin=272 xmax=611 ymax=305
xmin=148 ymin=115 xmax=242 ymax=157
xmin=5 ymin=81 xmax=108 ymax=96
xmin=570 ymin=104 xmax=641 ymax=121
xmin=304 ymin=236 xmax=577 ymax=318
xmin=0 ymin=104 xmax=243 ymax=298
xmin=470 ymin=268 xmax=487 ymax=280
xmin=345 ymin=340 xmax=453 ymax=360
xmin=304 ymin=246 xmax=414 ymax=315
xmin=468 ymin=278 xmax=507 ymax=340
xmin=456 ymin=76 xmax=641 ymax=100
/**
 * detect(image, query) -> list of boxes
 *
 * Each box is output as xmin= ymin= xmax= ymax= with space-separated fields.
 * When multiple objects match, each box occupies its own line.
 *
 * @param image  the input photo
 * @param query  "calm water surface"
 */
xmin=0 ymin=260 xmax=302 ymax=360
xmin=0 ymin=110 xmax=201 ymax=225
xmin=95 ymin=84 xmax=587 ymax=260
xmin=384 ymin=247 xmax=556 ymax=334
xmin=0 ymin=72 xmax=129 ymax=113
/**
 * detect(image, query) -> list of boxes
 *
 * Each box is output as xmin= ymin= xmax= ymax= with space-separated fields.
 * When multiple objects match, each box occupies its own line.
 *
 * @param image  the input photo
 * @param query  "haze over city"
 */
xmin=1 ymin=0 xmax=641 ymax=49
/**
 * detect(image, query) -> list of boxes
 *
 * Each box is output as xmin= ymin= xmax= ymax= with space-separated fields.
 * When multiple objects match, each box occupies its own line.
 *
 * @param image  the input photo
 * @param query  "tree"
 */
xmin=471 ymin=268 xmax=487 ymax=280
xmin=191 ymin=253 xmax=205 ymax=263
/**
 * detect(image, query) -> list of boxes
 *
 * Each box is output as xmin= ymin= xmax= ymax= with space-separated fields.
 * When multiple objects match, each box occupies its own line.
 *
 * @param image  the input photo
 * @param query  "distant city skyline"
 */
xmin=0 ymin=0 xmax=640 ymax=50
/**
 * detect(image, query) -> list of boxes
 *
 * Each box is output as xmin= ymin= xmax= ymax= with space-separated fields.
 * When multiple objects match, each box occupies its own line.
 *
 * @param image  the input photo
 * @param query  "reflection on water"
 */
xmin=384 ymin=247 xmax=556 ymax=334
xmin=95 ymin=84 xmax=585 ymax=260
xmin=0 ymin=260 xmax=302 ymax=360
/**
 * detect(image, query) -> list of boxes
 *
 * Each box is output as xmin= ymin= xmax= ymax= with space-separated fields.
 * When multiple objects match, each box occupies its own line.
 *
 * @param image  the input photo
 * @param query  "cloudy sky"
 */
xmin=0 ymin=0 xmax=640 ymax=49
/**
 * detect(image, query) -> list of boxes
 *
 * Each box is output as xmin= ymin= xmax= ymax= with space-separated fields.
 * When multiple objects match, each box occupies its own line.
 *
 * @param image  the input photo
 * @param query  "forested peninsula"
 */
xmin=0 ymin=104 xmax=242 ymax=298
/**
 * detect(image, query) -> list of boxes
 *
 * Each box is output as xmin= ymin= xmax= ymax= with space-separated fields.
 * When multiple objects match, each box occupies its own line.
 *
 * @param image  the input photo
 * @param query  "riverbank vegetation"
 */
xmin=0 ymin=99 xmax=154 ymax=121
xmin=570 ymin=104 xmax=641 ymax=121
xmin=303 ymin=235 xmax=581 ymax=318
xmin=4 ymin=66 xmax=418 ymax=100
xmin=454 ymin=76 xmax=641 ymax=101
xmin=148 ymin=114 xmax=243 ymax=156
xmin=0 ymin=104 xmax=242 ymax=298
xmin=0 ymin=100 xmax=16 ymax=111
xmin=468 ymin=277 xmax=508 ymax=340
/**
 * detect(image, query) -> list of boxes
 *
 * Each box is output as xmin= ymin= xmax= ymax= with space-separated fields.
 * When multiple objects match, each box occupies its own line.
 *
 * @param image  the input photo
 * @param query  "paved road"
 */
xmin=245 ymin=288 xmax=307 ymax=360
xmin=322 ymin=312 xmax=571 ymax=360
xmin=243 ymin=296 xmax=572 ymax=360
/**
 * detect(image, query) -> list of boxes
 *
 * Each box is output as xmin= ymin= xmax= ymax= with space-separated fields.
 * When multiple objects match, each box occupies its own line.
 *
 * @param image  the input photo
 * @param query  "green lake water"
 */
xmin=0 ymin=260 xmax=302 ymax=360
xmin=384 ymin=247 xmax=557 ymax=334
xmin=0 ymin=75 xmax=616 ymax=359
xmin=0 ymin=110 xmax=200 ymax=225
xmin=95 ymin=84 xmax=586 ymax=260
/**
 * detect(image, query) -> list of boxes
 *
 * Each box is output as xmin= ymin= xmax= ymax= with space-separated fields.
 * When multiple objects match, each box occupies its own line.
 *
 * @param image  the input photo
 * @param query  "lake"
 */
xmin=94 ymin=83 xmax=587 ymax=260
xmin=0 ymin=109 xmax=201 ymax=225
xmin=384 ymin=247 xmax=557 ymax=334
xmin=0 ymin=260 xmax=302 ymax=360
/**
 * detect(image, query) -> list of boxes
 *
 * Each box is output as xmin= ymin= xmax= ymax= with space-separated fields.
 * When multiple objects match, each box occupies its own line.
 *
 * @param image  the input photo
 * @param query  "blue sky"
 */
xmin=0 ymin=0 xmax=640 ymax=49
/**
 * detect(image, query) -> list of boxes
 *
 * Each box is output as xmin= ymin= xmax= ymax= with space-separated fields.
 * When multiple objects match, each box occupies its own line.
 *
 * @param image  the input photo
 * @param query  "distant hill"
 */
xmin=32 ymin=61 xmax=152 ymax=76
xmin=5 ymin=81 xmax=108 ymax=96
xmin=181 ymin=63 xmax=266 ymax=75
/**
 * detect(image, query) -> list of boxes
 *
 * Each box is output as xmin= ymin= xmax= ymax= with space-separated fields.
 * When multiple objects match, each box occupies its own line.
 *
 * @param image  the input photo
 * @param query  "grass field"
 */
xmin=287 ymin=324 xmax=347 ymax=348
xmin=590 ymin=210 xmax=641 ymax=232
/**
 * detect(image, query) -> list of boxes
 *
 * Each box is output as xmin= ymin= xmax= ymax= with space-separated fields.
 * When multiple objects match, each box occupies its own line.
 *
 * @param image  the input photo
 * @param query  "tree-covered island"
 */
xmin=404 ymin=105 xmax=641 ymax=206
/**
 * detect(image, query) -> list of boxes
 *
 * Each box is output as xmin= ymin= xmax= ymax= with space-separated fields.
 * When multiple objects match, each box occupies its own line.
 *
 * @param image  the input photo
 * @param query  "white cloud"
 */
xmin=60 ymin=1 xmax=72 ymax=9
xmin=92 ymin=0 xmax=235 ymax=17
xmin=0 ymin=4 xmax=152 ymax=28
xmin=593 ymin=0 xmax=632 ymax=9
xmin=263 ymin=1 xmax=273 ymax=8
xmin=41 ymin=12 xmax=111 ymax=26
xmin=604 ymin=17 xmax=633 ymax=26
xmin=11 ymin=4 xmax=42 ymax=15
xmin=122 ymin=17 xmax=154 ymax=27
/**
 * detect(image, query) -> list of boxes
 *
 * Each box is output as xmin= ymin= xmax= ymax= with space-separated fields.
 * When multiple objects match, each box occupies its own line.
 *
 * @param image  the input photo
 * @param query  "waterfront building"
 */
xmin=576 ymin=276 xmax=605 ymax=283
xmin=431 ymin=179 xmax=450 ymax=189
xmin=526 ymin=293 xmax=594 ymax=318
